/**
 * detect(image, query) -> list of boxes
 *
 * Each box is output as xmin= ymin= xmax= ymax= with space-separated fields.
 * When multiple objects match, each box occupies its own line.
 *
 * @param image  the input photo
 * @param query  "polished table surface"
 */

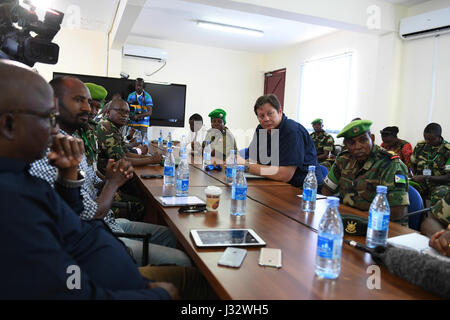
xmin=246 ymin=185 xmax=415 ymax=238
xmin=133 ymin=164 xmax=437 ymax=299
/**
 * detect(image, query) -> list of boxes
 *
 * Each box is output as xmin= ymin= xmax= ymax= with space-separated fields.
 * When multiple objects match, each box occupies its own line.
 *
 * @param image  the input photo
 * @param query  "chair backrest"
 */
xmin=319 ymin=165 xmax=328 ymax=178
xmin=407 ymin=185 xmax=424 ymax=231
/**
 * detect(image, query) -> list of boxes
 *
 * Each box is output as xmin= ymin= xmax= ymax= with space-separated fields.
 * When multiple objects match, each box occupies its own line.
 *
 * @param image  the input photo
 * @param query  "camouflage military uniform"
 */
xmin=430 ymin=187 xmax=450 ymax=226
xmin=310 ymin=130 xmax=335 ymax=170
xmin=202 ymin=127 xmax=237 ymax=162
xmin=95 ymin=117 xmax=128 ymax=175
xmin=410 ymin=139 xmax=450 ymax=203
xmin=77 ymin=120 xmax=99 ymax=168
xmin=323 ymin=144 xmax=410 ymax=211
xmin=96 ymin=117 xmax=145 ymax=221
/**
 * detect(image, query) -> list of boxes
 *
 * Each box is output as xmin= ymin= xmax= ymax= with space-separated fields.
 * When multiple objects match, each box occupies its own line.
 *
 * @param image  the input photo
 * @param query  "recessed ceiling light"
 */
xmin=197 ymin=20 xmax=264 ymax=37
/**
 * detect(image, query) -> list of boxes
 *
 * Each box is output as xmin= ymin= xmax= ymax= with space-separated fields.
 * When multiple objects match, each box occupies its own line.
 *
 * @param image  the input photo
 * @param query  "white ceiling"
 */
xmin=34 ymin=0 xmax=119 ymax=33
xmin=39 ymin=0 xmax=434 ymax=53
xmin=130 ymin=0 xmax=336 ymax=53
xmin=382 ymin=0 xmax=431 ymax=6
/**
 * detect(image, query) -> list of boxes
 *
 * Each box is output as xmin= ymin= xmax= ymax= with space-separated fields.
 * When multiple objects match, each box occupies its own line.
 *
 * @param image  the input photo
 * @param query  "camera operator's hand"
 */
xmin=48 ymin=133 xmax=84 ymax=180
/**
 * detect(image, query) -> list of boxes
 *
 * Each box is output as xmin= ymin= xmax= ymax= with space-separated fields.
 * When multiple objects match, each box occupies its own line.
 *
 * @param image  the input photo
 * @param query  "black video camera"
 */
xmin=0 ymin=0 xmax=64 ymax=66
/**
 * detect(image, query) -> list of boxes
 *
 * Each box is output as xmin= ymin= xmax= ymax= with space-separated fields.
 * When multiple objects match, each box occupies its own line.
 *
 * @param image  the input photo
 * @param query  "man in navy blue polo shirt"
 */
xmin=247 ymin=94 xmax=323 ymax=188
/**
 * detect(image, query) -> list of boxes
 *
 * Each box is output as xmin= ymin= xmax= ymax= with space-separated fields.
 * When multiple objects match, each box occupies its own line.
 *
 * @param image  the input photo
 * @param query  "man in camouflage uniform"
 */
xmin=410 ymin=122 xmax=450 ymax=205
xmin=421 ymin=189 xmax=450 ymax=256
xmin=310 ymin=118 xmax=335 ymax=170
xmin=81 ymin=83 xmax=145 ymax=220
xmin=202 ymin=108 xmax=237 ymax=164
xmin=96 ymin=98 xmax=161 ymax=175
xmin=322 ymin=120 xmax=409 ymax=222
xmin=78 ymin=83 xmax=107 ymax=169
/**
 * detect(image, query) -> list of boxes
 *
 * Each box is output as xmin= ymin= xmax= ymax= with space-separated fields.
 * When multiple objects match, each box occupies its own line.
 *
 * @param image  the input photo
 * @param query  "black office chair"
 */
xmin=113 ymin=232 xmax=151 ymax=266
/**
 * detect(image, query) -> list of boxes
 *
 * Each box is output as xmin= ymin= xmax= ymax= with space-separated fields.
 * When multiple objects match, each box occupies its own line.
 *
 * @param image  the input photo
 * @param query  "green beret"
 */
xmin=341 ymin=214 xmax=368 ymax=236
xmin=208 ymin=108 xmax=227 ymax=124
xmin=311 ymin=118 xmax=323 ymax=125
xmin=337 ymin=120 xmax=373 ymax=139
xmin=85 ymin=83 xmax=108 ymax=108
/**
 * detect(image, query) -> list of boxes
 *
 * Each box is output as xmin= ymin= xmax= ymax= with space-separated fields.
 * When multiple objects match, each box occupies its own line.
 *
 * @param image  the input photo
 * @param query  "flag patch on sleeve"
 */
xmin=394 ymin=174 xmax=406 ymax=184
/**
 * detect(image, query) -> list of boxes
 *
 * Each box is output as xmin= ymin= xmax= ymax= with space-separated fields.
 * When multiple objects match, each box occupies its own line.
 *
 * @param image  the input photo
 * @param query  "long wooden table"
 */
xmin=134 ymin=164 xmax=437 ymax=300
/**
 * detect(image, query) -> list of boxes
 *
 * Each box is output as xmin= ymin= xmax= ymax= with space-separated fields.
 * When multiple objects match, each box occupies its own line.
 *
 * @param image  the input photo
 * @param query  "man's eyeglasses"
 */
xmin=110 ymin=108 xmax=130 ymax=116
xmin=1 ymin=109 xmax=59 ymax=128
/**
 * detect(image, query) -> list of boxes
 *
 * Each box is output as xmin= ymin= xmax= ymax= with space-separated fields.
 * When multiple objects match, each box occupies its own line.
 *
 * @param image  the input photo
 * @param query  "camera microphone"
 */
xmin=345 ymin=240 xmax=450 ymax=298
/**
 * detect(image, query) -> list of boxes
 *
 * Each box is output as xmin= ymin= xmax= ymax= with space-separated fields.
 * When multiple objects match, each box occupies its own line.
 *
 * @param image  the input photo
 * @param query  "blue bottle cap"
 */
xmin=327 ymin=196 xmax=340 ymax=207
xmin=308 ymin=165 xmax=316 ymax=171
xmin=167 ymin=148 xmax=172 ymax=153
xmin=376 ymin=185 xmax=387 ymax=194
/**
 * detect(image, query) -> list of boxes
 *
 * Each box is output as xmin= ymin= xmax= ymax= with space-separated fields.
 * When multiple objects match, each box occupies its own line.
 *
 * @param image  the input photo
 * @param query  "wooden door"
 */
xmin=264 ymin=68 xmax=286 ymax=108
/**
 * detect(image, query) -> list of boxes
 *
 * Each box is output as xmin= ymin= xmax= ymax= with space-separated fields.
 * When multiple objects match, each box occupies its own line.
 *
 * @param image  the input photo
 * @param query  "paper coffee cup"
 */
xmin=205 ymin=186 xmax=222 ymax=212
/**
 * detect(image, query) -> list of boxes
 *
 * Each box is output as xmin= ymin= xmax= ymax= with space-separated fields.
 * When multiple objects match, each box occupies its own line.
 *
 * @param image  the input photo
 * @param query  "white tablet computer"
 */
xmin=190 ymin=229 xmax=266 ymax=247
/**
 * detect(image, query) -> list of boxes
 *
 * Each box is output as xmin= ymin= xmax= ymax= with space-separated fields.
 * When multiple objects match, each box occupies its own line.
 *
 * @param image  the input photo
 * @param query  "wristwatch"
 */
xmin=56 ymin=170 xmax=85 ymax=188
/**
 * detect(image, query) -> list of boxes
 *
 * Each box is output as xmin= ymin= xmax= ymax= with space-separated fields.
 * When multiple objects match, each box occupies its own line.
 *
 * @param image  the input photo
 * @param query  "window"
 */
xmin=298 ymin=53 xmax=353 ymax=133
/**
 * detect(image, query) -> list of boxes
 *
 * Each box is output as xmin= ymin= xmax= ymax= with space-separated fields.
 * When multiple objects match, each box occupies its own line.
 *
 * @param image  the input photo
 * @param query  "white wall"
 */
xmin=35 ymin=28 xmax=107 ymax=81
xmin=122 ymin=36 xmax=264 ymax=147
xmin=397 ymin=32 xmax=450 ymax=144
xmin=33 ymin=0 xmax=450 ymax=148
xmin=263 ymin=30 xmax=384 ymax=144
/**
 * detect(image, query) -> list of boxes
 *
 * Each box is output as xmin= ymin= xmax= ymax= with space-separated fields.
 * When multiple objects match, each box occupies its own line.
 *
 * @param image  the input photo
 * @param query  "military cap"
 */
xmin=337 ymin=120 xmax=373 ymax=139
xmin=341 ymin=214 xmax=368 ymax=236
xmin=85 ymin=83 xmax=108 ymax=108
xmin=311 ymin=118 xmax=323 ymax=125
xmin=208 ymin=108 xmax=227 ymax=124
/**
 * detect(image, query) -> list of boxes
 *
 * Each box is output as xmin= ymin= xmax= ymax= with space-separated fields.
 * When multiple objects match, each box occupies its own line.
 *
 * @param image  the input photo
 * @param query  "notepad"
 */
xmin=157 ymin=196 xmax=205 ymax=207
xmin=387 ymin=233 xmax=450 ymax=262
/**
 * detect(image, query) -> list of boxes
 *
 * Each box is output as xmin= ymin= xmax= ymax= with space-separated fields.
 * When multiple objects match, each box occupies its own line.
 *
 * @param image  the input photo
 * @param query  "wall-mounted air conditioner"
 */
xmin=122 ymin=44 xmax=168 ymax=62
xmin=399 ymin=7 xmax=450 ymax=40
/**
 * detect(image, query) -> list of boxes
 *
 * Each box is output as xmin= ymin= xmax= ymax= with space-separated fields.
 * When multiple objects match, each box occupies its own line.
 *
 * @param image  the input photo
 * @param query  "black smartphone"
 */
xmin=140 ymin=174 xmax=163 ymax=179
xmin=178 ymin=204 xmax=207 ymax=214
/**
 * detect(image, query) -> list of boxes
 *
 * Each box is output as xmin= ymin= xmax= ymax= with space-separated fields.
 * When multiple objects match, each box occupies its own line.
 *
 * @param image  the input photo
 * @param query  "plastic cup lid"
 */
xmin=205 ymin=186 xmax=222 ymax=196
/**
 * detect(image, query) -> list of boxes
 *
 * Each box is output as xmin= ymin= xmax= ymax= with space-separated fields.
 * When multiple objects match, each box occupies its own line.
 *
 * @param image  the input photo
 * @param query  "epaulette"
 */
xmin=416 ymin=140 xmax=426 ymax=145
xmin=445 ymin=143 xmax=450 ymax=150
xmin=378 ymin=148 xmax=399 ymax=161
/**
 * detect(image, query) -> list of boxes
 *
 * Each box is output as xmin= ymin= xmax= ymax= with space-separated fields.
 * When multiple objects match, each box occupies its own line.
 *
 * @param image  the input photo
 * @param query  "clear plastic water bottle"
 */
xmin=167 ymin=131 xmax=172 ymax=146
xmin=135 ymin=130 xmax=142 ymax=144
xmin=158 ymin=129 xmax=163 ymax=149
xmin=302 ymin=165 xmax=318 ymax=212
xmin=315 ymin=196 xmax=344 ymax=279
xmin=230 ymin=165 xmax=247 ymax=216
xmin=176 ymin=152 xmax=189 ymax=196
xmin=226 ymin=149 xmax=237 ymax=184
xmin=366 ymin=185 xmax=390 ymax=248
xmin=142 ymin=133 xmax=149 ymax=147
xmin=163 ymin=148 xmax=175 ymax=186
xmin=180 ymin=134 xmax=187 ymax=157
xmin=203 ymin=140 xmax=212 ymax=170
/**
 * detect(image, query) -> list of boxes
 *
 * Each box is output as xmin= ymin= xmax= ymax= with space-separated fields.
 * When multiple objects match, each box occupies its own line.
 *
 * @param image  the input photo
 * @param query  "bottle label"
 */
xmin=303 ymin=188 xmax=317 ymax=202
xmin=317 ymin=234 xmax=342 ymax=260
xmin=176 ymin=179 xmax=189 ymax=191
xmin=164 ymin=166 xmax=175 ymax=177
xmin=226 ymin=167 xmax=236 ymax=179
xmin=368 ymin=210 xmax=390 ymax=231
xmin=232 ymin=186 xmax=247 ymax=200
xmin=204 ymin=153 xmax=211 ymax=161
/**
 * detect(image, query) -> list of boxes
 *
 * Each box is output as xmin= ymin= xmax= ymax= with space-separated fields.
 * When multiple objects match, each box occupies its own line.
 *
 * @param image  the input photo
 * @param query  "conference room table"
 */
xmin=134 ymin=161 xmax=437 ymax=300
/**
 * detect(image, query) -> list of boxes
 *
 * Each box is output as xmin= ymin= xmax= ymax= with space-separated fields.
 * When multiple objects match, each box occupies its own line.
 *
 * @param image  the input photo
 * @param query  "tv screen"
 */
xmin=53 ymin=72 xmax=187 ymax=127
